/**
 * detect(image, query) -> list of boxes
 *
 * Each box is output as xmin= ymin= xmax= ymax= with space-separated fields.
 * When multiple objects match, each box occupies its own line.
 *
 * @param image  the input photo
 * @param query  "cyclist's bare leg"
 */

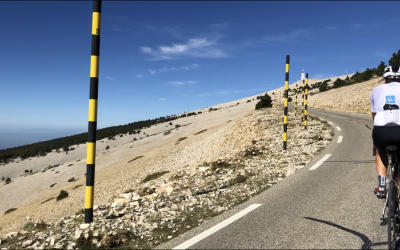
xmin=376 ymin=148 xmax=388 ymax=176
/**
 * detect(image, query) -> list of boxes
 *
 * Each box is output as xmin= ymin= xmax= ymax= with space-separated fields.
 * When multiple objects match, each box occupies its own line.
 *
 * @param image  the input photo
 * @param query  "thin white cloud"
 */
xmin=291 ymin=56 xmax=316 ymax=62
xmin=112 ymin=24 xmax=123 ymax=32
xmin=112 ymin=23 xmax=136 ymax=32
xmin=148 ymin=64 xmax=199 ymax=75
xmin=140 ymin=37 xmax=229 ymax=60
xmin=106 ymin=76 xmax=117 ymax=81
xmin=141 ymin=47 xmax=152 ymax=53
xmin=263 ymin=29 xmax=313 ymax=43
xmin=159 ymin=98 xmax=167 ymax=101
xmin=339 ymin=55 xmax=355 ymax=60
xmin=373 ymin=51 xmax=390 ymax=58
xmin=135 ymin=74 xmax=144 ymax=79
xmin=197 ymin=93 xmax=212 ymax=98
xmin=160 ymin=44 xmax=188 ymax=54
xmin=169 ymin=80 xmax=197 ymax=86
xmin=349 ymin=24 xmax=364 ymax=28
xmin=183 ymin=88 xmax=264 ymax=98
xmin=312 ymin=74 xmax=335 ymax=80
xmin=144 ymin=25 xmax=185 ymax=39
xmin=321 ymin=26 xmax=337 ymax=30
xmin=329 ymin=55 xmax=360 ymax=60
xmin=209 ymin=22 xmax=231 ymax=28
xmin=217 ymin=90 xmax=245 ymax=95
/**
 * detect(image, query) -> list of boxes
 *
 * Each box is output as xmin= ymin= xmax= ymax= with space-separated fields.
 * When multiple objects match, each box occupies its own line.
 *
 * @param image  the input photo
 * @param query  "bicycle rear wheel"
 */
xmin=388 ymin=181 xmax=397 ymax=249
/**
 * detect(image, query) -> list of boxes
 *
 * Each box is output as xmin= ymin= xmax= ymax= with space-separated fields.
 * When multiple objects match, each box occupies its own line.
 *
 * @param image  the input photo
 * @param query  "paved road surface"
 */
xmin=157 ymin=107 xmax=389 ymax=249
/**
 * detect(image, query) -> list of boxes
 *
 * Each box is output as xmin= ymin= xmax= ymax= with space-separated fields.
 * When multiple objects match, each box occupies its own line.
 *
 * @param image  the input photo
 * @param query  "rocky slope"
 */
xmin=0 ymin=108 xmax=332 ymax=249
xmin=308 ymin=77 xmax=384 ymax=114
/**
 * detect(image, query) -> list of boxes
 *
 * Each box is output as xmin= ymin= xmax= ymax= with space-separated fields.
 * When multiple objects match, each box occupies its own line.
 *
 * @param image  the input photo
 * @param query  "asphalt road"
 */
xmin=157 ymin=107 xmax=389 ymax=249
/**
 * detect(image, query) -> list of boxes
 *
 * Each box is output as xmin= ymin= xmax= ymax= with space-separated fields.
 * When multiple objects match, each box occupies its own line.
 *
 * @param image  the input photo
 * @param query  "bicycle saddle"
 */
xmin=386 ymin=146 xmax=398 ymax=154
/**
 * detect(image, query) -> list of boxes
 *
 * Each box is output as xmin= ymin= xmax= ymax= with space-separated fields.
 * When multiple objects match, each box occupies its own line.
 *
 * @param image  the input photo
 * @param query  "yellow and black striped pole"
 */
xmin=85 ymin=0 xmax=101 ymax=224
xmin=304 ymin=73 xmax=308 ymax=129
xmin=301 ymin=79 xmax=305 ymax=121
xmin=283 ymin=55 xmax=289 ymax=150
xmin=295 ymin=83 xmax=298 ymax=116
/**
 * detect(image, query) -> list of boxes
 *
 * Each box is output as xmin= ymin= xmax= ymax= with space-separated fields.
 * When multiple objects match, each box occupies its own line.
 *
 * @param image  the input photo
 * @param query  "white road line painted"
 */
xmin=328 ymin=121 xmax=333 ymax=125
xmin=309 ymin=154 xmax=332 ymax=171
xmin=172 ymin=204 xmax=262 ymax=249
xmin=337 ymin=136 xmax=343 ymax=143
xmin=336 ymin=127 xmax=341 ymax=131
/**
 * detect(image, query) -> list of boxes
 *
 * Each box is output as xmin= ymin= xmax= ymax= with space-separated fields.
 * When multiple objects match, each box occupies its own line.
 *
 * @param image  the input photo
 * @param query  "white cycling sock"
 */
xmin=378 ymin=175 xmax=386 ymax=188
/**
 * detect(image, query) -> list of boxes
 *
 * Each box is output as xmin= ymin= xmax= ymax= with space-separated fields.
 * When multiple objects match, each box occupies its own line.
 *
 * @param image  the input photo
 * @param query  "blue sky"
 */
xmin=1 ymin=1 xmax=400 ymax=148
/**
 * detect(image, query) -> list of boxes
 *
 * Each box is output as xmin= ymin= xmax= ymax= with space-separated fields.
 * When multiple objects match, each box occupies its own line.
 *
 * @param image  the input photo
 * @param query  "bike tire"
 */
xmin=388 ymin=181 xmax=397 ymax=249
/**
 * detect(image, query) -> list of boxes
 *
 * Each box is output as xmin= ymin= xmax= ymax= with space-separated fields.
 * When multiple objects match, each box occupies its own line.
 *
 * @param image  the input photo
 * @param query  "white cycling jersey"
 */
xmin=370 ymin=81 xmax=400 ymax=126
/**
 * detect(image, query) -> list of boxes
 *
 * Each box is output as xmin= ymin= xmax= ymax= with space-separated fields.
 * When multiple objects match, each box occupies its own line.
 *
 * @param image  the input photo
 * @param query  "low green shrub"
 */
xmin=128 ymin=155 xmax=144 ymax=163
xmin=142 ymin=171 xmax=170 ymax=183
xmin=177 ymin=137 xmax=187 ymax=143
xmin=4 ymin=208 xmax=17 ymax=215
xmin=40 ymin=197 xmax=55 ymax=204
xmin=67 ymin=177 xmax=76 ymax=182
xmin=194 ymin=129 xmax=207 ymax=135
xmin=23 ymin=222 xmax=35 ymax=231
xmin=56 ymin=190 xmax=68 ymax=201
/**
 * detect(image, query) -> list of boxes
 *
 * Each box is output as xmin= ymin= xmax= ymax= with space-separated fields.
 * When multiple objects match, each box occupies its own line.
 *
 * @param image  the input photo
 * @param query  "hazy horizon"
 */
xmin=0 ymin=127 xmax=86 ymax=150
xmin=0 ymin=87 xmax=267 ymax=150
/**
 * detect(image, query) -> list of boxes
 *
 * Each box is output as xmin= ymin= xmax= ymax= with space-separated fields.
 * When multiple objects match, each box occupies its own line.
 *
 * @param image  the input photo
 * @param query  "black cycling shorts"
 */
xmin=372 ymin=125 xmax=400 ymax=150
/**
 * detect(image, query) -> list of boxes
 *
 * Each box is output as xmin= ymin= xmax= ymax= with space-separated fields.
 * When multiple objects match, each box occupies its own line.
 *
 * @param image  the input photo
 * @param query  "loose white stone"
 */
xmin=199 ymin=167 xmax=208 ymax=172
xmin=120 ymin=193 xmax=133 ymax=201
xmin=6 ymin=232 xmax=18 ymax=238
xmin=166 ymin=186 xmax=174 ymax=195
xmin=22 ymin=240 xmax=33 ymax=247
xmin=132 ymin=194 xmax=141 ymax=201
xmin=54 ymin=243 xmax=63 ymax=249
xmin=75 ymin=229 xmax=83 ymax=239
xmin=80 ymin=223 xmax=90 ymax=230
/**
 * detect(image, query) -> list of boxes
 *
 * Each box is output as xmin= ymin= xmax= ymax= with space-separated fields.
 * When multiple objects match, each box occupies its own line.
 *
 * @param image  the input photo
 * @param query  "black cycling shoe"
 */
xmin=374 ymin=187 xmax=386 ymax=199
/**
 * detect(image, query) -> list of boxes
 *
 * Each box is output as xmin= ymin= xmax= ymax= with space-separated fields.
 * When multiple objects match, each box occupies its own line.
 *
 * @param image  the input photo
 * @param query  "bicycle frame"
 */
xmin=384 ymin=150 xmax=400 ymax=249
xmin=381 ymin=153 xmax=399 ymax=221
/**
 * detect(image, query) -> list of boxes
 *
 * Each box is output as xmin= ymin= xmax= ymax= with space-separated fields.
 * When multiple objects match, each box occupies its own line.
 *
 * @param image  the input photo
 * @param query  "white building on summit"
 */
xmin=301 ymin=69 xmax=305 ymax=81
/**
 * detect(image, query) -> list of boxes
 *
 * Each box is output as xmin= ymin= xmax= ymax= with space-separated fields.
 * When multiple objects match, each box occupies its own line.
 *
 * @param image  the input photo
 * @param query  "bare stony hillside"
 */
xmin=0 ymin=107 xmax=332 ymax=249
xmin=308 ymin=76 xmax=384 ymax=114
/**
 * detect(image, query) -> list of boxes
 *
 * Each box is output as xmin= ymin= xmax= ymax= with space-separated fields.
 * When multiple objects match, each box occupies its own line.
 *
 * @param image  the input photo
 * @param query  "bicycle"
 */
xmin=380 ymin=146 xmax=400 ymax=249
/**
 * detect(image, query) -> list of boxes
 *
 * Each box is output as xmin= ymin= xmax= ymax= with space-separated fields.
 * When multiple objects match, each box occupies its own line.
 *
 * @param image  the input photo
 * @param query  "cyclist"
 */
xmin=370 ymin=65 xmax=400 ymax=198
